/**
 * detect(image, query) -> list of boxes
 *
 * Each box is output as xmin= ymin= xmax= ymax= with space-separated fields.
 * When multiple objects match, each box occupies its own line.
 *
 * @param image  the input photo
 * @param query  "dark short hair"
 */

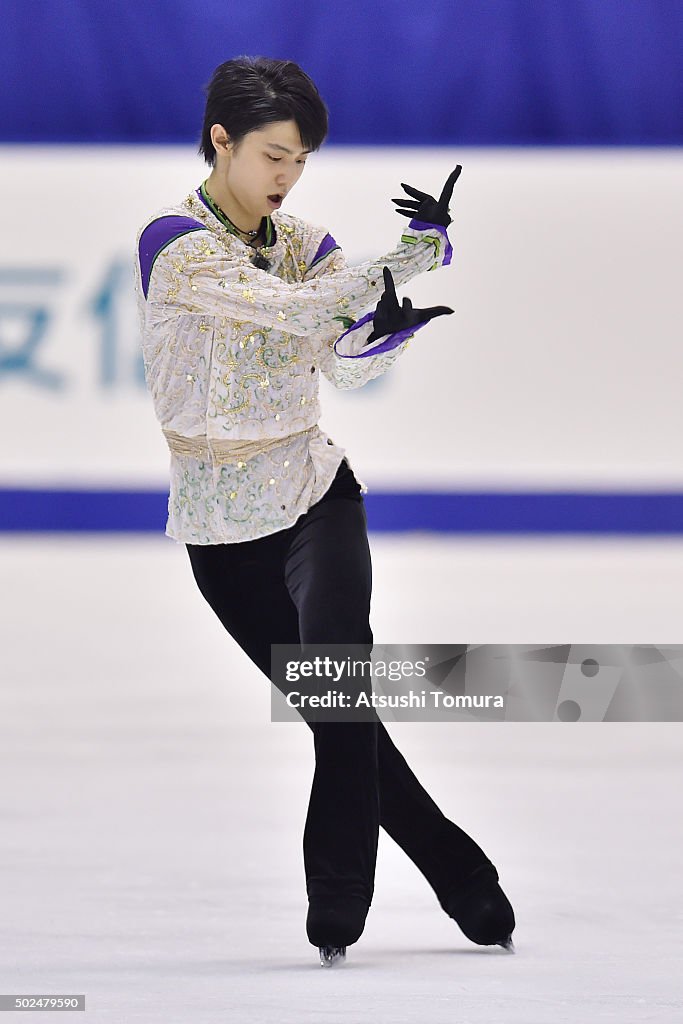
xmin=198 ymin=56 xmax=329 ymax=166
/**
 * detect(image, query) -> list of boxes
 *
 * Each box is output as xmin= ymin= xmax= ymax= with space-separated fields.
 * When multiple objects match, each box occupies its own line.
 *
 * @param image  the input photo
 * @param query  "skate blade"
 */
xmin=319 ymin=945 xmax=347 ymax=967
xmin=498 ymin=935 xmax=515 ymax=953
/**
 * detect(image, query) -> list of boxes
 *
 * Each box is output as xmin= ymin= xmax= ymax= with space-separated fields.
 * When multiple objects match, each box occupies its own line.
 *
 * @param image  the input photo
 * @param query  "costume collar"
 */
xmin=197 ymin=180 xmax=275 ymax=247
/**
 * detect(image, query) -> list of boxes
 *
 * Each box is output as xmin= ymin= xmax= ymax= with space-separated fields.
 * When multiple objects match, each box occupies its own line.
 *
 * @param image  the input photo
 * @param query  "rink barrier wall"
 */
xmin=3 ymin=148 xmax=681 ymax=507
xmin=1 ymin=489 xmax=683 ymax=534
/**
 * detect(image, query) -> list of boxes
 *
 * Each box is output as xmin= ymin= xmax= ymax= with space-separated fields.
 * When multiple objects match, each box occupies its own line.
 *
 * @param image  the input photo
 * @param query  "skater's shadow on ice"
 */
xmin=70 ymin=948 xmax=513 ymax=977
xmin=381 ymin=947 xmax=516 ymax=958
xmin=258 ymin=959 xmax=376 ymax=972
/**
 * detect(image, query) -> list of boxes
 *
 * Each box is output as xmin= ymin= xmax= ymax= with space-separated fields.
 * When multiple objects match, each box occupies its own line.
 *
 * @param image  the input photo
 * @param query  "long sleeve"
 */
xmin=133 ymin=193 xmax=456 ymax=543
xmin=142 ymin=217 xmax=452 ymax=342
xmin=305 ymin=223 xmax=451 ymax=390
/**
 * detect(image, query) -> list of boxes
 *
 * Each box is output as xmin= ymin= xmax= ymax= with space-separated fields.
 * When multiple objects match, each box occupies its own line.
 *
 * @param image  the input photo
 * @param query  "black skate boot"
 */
xmin=444 ymin=865 xmax=516 ymax=951
xmin=306 ymin=894 xmax=370 ymax=966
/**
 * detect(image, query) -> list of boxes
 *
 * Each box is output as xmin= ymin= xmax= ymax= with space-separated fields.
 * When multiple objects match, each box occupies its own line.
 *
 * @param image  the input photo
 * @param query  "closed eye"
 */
xmin=267 ymin=155 xmax=306 ymax=164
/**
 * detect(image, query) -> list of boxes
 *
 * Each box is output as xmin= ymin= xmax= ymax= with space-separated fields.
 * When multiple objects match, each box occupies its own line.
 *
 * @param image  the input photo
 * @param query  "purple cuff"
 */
xmin=333 ymin=312 xmax=431 ymax=359
xmin=408 ymin=219 xmax=453 ymax=266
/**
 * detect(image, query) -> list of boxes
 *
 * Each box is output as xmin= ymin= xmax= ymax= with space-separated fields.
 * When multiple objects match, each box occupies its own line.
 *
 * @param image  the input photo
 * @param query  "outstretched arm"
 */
xmin=139 ymin=216 xmax=451 ymax=338
xmin=308 ymin=166 xmax=460 ymax=389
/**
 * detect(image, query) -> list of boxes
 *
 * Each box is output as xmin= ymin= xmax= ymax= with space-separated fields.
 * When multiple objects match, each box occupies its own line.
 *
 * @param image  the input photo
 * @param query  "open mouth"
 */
xmin=268 ymin=194 xmax=283 ymax=205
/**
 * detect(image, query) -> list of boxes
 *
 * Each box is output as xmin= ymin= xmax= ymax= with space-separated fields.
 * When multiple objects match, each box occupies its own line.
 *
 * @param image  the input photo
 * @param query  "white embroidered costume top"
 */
xmin=134 ymin=183 xmax=453 ymax=544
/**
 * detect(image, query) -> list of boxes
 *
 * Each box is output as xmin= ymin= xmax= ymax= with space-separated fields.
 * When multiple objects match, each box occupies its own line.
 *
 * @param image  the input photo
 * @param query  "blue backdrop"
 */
xmin=2 ymin=0 xmax=682 ymax=146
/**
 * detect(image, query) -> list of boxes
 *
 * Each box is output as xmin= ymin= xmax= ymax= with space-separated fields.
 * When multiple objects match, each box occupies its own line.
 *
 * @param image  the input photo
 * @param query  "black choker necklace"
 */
xmin=200 ymin=183 xmax=272 ymax=270
xmin=220 ymin=208 xmax=260 ymax=238
xmin=203 ymin=186 xmax=260 ymax=236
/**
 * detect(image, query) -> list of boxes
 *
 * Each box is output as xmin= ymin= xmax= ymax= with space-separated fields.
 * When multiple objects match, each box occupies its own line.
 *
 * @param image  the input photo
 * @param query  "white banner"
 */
xmin=1 ymin=145 xmax=680 ymax=489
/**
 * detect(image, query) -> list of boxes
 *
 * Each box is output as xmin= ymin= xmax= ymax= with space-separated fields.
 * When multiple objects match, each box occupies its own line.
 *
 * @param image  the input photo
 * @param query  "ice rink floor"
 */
xmin=1 ymin=534 xmax=682 ymax=1023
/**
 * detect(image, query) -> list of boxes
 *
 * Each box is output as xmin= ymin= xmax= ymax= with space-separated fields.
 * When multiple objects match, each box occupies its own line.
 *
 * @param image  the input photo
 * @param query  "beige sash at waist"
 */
xmin=162 ymin=426 xmax=315 ymax=465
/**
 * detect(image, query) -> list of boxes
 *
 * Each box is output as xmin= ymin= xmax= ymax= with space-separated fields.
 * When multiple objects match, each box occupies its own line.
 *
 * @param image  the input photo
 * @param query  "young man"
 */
xmin=134 ymin=55 xmax=515 ymax=966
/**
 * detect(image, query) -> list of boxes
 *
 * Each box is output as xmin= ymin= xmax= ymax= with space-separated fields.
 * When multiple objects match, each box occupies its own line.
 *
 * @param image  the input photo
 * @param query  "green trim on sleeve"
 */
xmin=332 ymin=315 xmax=357 ymax=329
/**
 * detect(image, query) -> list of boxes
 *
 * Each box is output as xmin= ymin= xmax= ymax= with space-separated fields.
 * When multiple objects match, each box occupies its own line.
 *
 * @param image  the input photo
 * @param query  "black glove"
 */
xmin=391 ymin=164 xmax=462 ymax=228
xmin=365 ymin=266 xmax=454 ymax=345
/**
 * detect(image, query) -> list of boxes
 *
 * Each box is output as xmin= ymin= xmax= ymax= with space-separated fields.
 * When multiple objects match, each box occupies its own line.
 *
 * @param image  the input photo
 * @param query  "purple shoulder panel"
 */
xmin=309 ymin=232 xmax=341 ymax=270
xmin=138 ymin=216 xmax=206 ymax=298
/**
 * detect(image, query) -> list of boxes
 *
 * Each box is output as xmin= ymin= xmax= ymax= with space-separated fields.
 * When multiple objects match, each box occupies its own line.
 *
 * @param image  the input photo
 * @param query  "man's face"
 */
xmin=215 ymin=119 xmax=310 ymax=219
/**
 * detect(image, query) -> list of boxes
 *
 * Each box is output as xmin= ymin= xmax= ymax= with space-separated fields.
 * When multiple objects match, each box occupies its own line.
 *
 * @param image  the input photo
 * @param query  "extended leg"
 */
xmin=375 ymin=721 xmax=496 ymax=905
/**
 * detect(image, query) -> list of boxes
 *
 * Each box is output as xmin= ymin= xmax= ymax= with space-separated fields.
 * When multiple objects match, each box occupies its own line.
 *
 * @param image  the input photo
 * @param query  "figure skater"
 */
xmin=134 ymin=55 xmax=515 ymax=967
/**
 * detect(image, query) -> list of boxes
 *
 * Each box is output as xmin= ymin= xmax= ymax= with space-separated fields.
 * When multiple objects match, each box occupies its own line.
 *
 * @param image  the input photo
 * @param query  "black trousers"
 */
xmin=185 ymin=458 xmax=496 ymax=907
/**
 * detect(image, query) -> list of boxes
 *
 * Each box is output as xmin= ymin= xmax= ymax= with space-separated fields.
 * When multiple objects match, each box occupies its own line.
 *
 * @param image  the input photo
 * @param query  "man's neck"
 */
xmin=204 ymin=173 xmax=262 ymax=234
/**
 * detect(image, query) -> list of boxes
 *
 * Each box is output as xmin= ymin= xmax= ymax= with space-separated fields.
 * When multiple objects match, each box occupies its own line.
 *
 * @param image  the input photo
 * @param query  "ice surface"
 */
xmin=1 ymin=535 xmax=682 ymax=1022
